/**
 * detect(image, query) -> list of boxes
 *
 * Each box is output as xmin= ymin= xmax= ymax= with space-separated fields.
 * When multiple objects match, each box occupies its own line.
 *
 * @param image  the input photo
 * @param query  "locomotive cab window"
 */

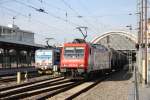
xmin=64 ymin=47 xmax=84 ymax=59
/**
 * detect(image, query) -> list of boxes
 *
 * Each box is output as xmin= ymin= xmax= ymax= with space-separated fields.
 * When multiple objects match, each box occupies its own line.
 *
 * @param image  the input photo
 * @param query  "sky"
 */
xmin=0 ymin=0 xmax=138 ymax=45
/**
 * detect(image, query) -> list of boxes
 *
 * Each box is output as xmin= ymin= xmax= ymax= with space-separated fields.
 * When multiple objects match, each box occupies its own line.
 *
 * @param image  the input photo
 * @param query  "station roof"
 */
xmin=91 ymin=31 xmax=137 ymax=51
xmin=0 ymin=38 xmax=44 ymax=49
xmin=0 ymin=25 xmax=44 ymax=49
xmin=0 ymin=25 xmax=34 ymax=34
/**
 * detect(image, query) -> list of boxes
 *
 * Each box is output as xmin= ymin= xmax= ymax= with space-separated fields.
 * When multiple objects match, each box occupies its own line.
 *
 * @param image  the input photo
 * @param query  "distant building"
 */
xmin=0 ymin=25 xmax=34 ymax=45
xmin=0 ymin=25 xmax=44 ymax=75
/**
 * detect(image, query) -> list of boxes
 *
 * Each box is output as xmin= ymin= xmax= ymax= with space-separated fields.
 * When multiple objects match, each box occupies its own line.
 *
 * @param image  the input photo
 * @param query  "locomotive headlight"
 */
xmin=45 ymin=66 xmax=48 ymax=69
xmin=80 ymin=64 xmax=84 ymax=67
xmin=41 ymin=66 xmax=44 ymax=70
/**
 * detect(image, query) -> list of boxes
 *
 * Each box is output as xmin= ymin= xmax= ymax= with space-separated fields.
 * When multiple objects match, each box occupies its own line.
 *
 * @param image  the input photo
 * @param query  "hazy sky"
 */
xmin=0 ymin=0 xmax=137 ymax=45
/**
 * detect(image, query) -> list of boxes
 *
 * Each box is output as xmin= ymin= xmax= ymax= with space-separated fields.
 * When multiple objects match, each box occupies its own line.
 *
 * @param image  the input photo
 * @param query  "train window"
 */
xmin=64 ymin=47 xmax=74 ymax=54
xmin=75 ymin=47 xmax=84 ymax=54
xmin=64 ymin=47 xmax=84 ymax=59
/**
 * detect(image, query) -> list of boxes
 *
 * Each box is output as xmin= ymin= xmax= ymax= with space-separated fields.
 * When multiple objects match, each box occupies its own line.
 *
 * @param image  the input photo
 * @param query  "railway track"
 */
xmin=0 ymin=76 xmax=16 ymax=83
xmin=0 ymin=75 xmax=61 ymax=91
xmin=29 ymin=72 xmax=115 ymax=100
xmin=22 ymin=81 xmax=84 ymax=100
xmin=49 ymin=77 xmax=107 ymax=100
xmin=0 ymin=71 xmax=117 ymax=100
xmin=49 ymin=71 xmax=116 ymax=100
xmin=0 ymin=76 xmax=66 ymax=99
xmin=0 ymin=75 xmax=85 ymax=100
xmin=0 ymin=72 xmax=40 ymax=83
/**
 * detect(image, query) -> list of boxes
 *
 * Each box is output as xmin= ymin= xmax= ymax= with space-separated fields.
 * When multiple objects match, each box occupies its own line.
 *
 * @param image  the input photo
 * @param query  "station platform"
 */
xmin=128 ymin=78 xmax=137 ymax=100
xmin=0 ymin=67 xmax=37 ymax=76
xmin=138 ymin=85 xmax=150 ymax=100
xmin=128 ymin=82 xmax=150 ymax=100
xmin=128 ymin=73 xmax=150 ymax=100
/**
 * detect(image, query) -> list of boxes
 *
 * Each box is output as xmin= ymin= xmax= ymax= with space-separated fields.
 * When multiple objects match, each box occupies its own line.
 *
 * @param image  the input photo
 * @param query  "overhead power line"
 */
xmin=14 ymin=0 xmax=80 ymax=27
xmin=61 ymin=0 xmax=79 ymax=15
xmin=1 ymin=6 xmax=65 ymax=32
xmin=61 ymin=0 xmax=98 ymax=34
xmin=14 ymin=0 xmax=48 ymax=14
xmin=41 ymin=0 xmax=66 ymax=12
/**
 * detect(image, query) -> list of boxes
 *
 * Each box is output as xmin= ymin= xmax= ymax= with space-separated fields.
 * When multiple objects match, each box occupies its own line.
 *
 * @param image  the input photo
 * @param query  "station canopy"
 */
xmin=91 ymin=31 xmax=137 ymax=51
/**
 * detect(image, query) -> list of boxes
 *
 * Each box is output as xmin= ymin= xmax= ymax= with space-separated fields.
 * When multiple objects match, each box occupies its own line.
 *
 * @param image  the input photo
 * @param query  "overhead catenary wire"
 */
xmin=77 ymin=0 xmax=102 ymax=33
xmin=41 ymin=0 xmax=66 ymax=12
xmin=0 ymin=6 xmax=66 ymax=33
xmin=0 ymin=1 xmax=82 ymax=39
xmin=14 ymin=0 xmax=127 ymax=33
xmin=7 ymin=0 xmax=74 ymax=25
xmin=14 ymin=0 xmax=48 ymax=14
xmin=14 ymin=0 xmax=80 ymax=27
xmin=78 ymin=0 xmax=136 ymax=33
xmin=39 ymin=0 xmax=69 ymax=22
xmin=29 ymin=0 xmax=69 ymax=22
xmin=61 ymin=0 xmax=79 ymax=15
xmin=60 ymin=0 xmax=99 ymax=34
xmin=78 ymin=2 xmax=123 ymax=32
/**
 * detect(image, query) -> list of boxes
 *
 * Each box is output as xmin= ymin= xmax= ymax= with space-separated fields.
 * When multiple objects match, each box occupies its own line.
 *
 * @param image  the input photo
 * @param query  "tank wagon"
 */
xmin=60 ymin=39 xmax=127 ymax=79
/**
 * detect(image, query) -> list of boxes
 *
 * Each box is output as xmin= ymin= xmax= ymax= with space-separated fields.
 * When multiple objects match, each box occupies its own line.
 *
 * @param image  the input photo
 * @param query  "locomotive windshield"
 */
xmin=64 ymin=47 xmax=84 ymax=59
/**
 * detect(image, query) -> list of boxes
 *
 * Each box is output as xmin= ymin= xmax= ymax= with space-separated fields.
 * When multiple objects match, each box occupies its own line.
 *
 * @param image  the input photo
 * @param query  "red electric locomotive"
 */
xmin=60 ymin=39 xmax=112 ymax=79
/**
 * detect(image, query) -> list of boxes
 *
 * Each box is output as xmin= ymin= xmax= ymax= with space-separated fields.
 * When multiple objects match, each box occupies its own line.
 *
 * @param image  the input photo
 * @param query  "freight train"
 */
xmin=60 ymin=39 xmax=127 ymax=79
xmin=35 ymin=47 xmax=61 ymax=74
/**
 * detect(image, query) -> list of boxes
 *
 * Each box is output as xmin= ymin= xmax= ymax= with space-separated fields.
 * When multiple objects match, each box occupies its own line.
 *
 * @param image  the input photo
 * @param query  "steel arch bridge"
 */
xmin=91 ymin=31 xmax=137 ymax=50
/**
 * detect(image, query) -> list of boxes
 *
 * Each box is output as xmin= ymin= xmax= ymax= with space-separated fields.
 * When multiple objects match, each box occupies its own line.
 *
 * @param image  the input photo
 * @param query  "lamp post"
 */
xmin=146 ymin=18 xmax=150 ymax=84
xmin=144 ymin=0 xmax=148 ymax=85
